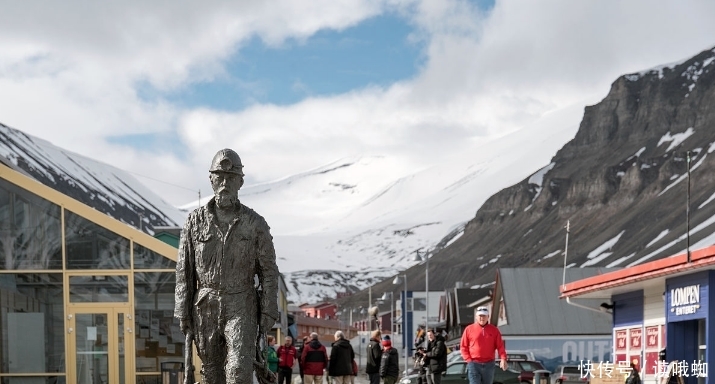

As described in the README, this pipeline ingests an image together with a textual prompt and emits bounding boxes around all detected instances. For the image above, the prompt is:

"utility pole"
[562,220,570,288]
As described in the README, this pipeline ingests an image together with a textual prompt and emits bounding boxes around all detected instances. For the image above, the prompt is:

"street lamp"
[414,249,429,348]
[360,307,367,370]
[392,273,408,374]
[381,292,393,336]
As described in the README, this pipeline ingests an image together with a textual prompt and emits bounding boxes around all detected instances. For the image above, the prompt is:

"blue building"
[561,247,715,384]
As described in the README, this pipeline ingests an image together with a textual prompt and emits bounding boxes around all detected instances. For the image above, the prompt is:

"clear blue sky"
[113,0,496,152]
[136,13,424,112]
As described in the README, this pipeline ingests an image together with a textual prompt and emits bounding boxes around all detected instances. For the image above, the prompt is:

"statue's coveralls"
[175,197,279,384]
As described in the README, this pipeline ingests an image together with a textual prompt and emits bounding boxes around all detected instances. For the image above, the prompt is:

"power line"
[124,170,197,192]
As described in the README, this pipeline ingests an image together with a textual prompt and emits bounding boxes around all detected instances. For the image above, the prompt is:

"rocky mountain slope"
[344,45,715,307]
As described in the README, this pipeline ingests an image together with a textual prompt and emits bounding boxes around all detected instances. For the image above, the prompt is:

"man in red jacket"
[277,336,297,384]
[460,307,507,384]
[301,332,328,384]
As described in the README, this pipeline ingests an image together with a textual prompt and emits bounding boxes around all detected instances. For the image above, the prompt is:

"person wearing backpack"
[302,333,328,384]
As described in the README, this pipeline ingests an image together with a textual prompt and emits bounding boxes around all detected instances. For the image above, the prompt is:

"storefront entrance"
[67,307,135,383]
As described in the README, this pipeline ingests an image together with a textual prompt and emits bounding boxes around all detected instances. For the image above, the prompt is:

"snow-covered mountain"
[0,99,586,305]
[0,122,186,233]
[5,45,713,306]
[222,103,588,303]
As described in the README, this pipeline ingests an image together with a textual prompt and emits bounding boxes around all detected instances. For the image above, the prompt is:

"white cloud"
[1,0,715,207]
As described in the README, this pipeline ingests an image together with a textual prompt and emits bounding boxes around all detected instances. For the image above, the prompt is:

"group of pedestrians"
[262,330,362,384]
[366,330,400,384]
[261,305,508,384]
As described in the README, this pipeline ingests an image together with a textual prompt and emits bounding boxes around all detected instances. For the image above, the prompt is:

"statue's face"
[210,171,243,208]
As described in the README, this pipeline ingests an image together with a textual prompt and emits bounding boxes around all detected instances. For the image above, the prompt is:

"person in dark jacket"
[424,329,448,384]
[625,362,641,384]
[366,330,383,384]
[329,331,355,384]
[380,338,400,384]
[298,336,309,381]
[302,332,328,384]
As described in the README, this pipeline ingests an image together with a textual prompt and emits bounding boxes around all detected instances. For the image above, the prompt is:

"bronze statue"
[175,149,280,384]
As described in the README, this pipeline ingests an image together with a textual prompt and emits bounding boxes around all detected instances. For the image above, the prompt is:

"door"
[68,307,134,384]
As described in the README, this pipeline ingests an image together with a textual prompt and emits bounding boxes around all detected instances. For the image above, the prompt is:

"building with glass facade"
[0,161,286,384]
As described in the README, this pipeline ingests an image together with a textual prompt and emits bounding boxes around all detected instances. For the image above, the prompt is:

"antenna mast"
[687,151,691,263]
[562,220,570,288]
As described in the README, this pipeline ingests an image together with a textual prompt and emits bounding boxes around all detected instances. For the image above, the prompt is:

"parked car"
[447,350,463,363]
[551,365,588,384]
[443,352,549,384]
[499,357,549,384]
[399,360,522,384]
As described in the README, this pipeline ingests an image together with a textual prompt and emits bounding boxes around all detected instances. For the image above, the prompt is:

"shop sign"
[645,326,659,348]
[629,328,642,350]
[615,330,627,351]
[670,284,701,315]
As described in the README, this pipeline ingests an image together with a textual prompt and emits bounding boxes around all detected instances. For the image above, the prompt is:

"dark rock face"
[425,46,715,291]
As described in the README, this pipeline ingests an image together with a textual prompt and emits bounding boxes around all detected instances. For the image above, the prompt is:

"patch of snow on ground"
[628,212,715,266]
[581,231,625,267]
[543,250,561,260]
[626,147,647,161]
[659,150,708,196]
[606,253,636,267]
[646,230,670,248]
[657,127,695,153]
[528,162,555,203]
[699,192,715,209]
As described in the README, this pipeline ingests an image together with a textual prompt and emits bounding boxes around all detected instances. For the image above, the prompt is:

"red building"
[294,315,357,345]
[299,302,337,319]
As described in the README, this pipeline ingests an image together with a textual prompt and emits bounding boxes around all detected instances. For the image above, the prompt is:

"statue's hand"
[180,318,193,335]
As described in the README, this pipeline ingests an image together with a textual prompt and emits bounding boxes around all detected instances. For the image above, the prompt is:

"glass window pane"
[1,377,66,384]
[134,244,176,270]
[119,313,126,384]
[412,298,426,311]
[0,273,64,373]
[134,272,182,372]
[65,210,130,269]
[0,178,62,270]
[75,313,109,384]
[69,275,129,302]
[135,375,161,384]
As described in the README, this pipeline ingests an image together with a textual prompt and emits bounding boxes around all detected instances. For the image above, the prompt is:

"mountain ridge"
[5,46,713,306]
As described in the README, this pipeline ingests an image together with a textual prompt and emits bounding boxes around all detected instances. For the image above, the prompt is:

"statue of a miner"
[175,149,279,384]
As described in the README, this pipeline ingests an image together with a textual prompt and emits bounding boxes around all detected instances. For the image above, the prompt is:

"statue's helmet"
[209,149,244,176]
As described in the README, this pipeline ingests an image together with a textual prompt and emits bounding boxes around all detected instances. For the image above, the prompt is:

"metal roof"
[560,246,715,299]
[496,268,615,335]
[455,288,490,325]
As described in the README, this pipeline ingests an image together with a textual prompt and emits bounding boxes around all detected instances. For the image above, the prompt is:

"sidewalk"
[289,375,371,384]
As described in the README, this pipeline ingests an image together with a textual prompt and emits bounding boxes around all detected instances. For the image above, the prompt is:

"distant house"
[300,301,338,319]
[294,315,358,345]
[152,225,181,248]
[443,286,491,346]
[472,268,614,372]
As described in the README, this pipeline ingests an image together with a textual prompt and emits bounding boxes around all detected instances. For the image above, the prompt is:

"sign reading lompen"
[671,284,701,315]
